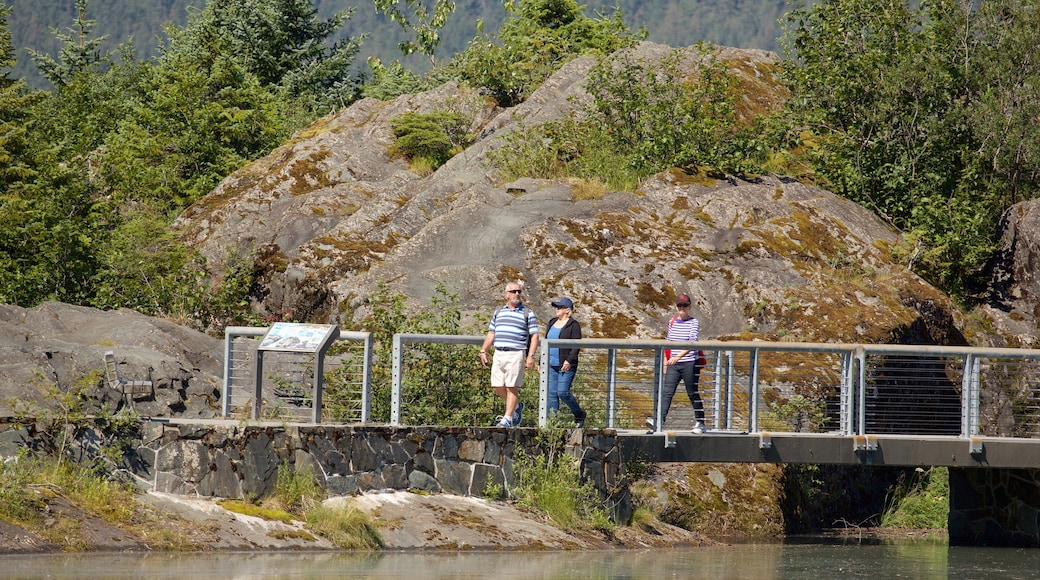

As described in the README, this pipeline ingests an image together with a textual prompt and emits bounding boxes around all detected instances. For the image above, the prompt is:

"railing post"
[607,348,617,429]
[961,353,981,437]
[652,348,664,432]
[856,346,866,436]
[710,350,721,430]
[361,333,373,423]
[539,339,549,428]
[222,328,234,418]
[391,334,403,426]
[839,351,853,435]
[749,348,760,433]
[970,356,981,436]
[725,351,734,430]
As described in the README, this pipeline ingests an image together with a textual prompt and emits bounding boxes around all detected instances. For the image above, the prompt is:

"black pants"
[656,360,704,425]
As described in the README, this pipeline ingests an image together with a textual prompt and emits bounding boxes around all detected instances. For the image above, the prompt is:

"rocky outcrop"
[981,198,1040,348]
[172,42,981,349]
[0,302,223,418]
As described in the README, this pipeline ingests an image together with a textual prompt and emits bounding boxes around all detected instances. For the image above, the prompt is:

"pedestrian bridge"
[220,328,1040,467]
[217,328,1040,546]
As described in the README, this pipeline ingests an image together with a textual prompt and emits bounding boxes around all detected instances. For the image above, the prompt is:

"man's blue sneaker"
[495,415,513,428]
[512,401,525,426]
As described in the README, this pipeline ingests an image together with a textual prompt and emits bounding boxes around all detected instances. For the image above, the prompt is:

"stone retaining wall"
[0,420,633,522]
[138,422,634,523]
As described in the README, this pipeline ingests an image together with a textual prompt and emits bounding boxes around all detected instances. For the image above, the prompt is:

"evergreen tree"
[27,0,109,88]
[162,0,364,114]
[447,0,638,106]
[1,5,100,305]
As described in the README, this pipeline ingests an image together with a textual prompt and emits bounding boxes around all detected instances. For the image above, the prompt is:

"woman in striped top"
[652,293,707,433]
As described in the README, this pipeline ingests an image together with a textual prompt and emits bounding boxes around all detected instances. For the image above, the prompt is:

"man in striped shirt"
[479,281,539,427]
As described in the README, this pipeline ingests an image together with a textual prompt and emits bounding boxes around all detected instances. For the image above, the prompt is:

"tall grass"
[222,461,384,550]
[880,467,949,529]
[512,427,616,533]
[0,453,140,547]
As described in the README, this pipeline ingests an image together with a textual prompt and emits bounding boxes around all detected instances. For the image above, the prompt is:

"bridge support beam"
[949,467,1040,547]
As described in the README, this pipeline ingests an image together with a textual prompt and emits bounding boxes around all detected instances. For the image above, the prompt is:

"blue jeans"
[548,366,585,420]
[656,360,704,424]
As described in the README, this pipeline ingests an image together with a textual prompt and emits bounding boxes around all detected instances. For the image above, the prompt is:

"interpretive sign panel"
[258,322,338,353]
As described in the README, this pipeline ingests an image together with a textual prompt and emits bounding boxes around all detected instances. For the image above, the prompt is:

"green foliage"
[362,57,432,101]
[512,426,615,532]
[585,45,759,175]
[0,453,139,543]
[373,0,457,62]
[447,0,639,106]
[0,449,45,525]
[27,0,109,88]
[489,45,764,189]
[270,461,325,515]
[389,110,472,171]
[163,0,364,114]
[360,282,497,426]
[780,0,1040,299]
[881,467,949,529]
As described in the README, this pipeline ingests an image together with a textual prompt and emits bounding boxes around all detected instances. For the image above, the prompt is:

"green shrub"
[269,461,325,515]
[881,467,949,529]
[488,45,766,190]
[512,426,615,533]
[447,0,638,106]
[360,282,498,426]
[389,111,472,171]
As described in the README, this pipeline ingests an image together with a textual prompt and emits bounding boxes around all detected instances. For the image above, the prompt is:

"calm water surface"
[4,540,1040,579]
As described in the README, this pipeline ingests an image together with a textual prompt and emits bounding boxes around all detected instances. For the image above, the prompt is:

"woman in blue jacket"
[545,297,587,427]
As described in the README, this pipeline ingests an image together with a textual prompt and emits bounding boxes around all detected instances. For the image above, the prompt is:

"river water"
[4,539,1040,579]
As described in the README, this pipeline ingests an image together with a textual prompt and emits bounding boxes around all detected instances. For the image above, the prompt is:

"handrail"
[388,334,1040,438]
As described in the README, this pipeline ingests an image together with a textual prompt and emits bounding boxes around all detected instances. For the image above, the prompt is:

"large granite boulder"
[980,198,1040,348]
[173,42,971,346]
[0,302,223,418]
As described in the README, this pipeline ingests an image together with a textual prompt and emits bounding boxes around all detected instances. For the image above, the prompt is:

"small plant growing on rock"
[389,111,472,172]
[512,426,615,533]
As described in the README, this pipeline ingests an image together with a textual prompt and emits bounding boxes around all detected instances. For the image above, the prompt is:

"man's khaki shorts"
[490,349,525,387]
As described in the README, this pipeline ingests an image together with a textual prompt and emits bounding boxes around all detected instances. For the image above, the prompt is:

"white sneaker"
[495,415,513,428]
[692,421,706,434]
[645,417,655,429]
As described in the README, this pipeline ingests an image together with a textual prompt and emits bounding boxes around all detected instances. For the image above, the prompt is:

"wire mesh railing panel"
[746,349,848,434]
[394,341,491,427]
[226,335,260,417]
[862,353,963,435]
[321,346,369,423]
[977,357,1040,438]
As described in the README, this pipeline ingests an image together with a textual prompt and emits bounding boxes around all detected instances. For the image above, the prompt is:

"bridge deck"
[617,431,1040,469]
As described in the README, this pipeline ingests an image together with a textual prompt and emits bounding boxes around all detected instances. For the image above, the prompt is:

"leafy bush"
[881,467,949,529]
[512,426,615,532]
[447,0,638,106]
[389,111,472,171]
[268,461,325,514]
[489,45,766,190]
[360,282,498,426]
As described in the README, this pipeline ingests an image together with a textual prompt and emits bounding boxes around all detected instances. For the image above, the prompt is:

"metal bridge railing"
[387,335,1040,439]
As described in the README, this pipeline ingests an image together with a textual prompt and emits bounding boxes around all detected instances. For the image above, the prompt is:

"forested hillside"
[4,0,793,88]
[3,0,1040,340]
